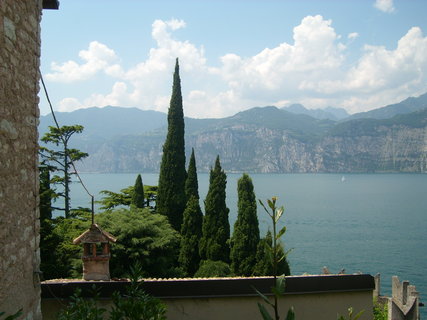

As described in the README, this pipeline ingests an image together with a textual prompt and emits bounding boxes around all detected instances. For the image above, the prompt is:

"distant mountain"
[284,104,349,121]
[348,92,427,120]
[39,106,167,139]
[38,97,427,173]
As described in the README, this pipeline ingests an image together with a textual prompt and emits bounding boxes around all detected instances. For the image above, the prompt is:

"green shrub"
[194,260,231,278]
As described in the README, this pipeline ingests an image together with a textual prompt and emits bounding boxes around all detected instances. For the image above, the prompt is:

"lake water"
[68,173,427,315]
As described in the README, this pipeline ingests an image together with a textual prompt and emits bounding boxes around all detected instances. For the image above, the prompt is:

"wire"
[40,72,95,219]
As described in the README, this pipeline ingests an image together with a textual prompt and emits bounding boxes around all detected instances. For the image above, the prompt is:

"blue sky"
[40,0,427,118]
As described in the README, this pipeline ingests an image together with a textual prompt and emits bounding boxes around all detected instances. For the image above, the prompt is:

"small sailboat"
[341,175,346,182]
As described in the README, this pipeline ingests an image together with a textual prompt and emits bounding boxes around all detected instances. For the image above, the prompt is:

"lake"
[68,173,427,314]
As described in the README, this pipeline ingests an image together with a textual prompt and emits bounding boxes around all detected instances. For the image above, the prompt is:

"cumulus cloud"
[374,0,395,13]
[348,32,359,40]
[46,16,427,117]
[46,41,118,82]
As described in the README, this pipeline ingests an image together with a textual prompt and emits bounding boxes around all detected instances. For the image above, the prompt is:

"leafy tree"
[230,173,260,276]
[98,187,132,210]
[179,196,203,276]
[41,212,92,279]
[194,260,231,278]
[156,58,187,231]
[199,156,230,263]
[39,167,87,279]
[96,208,181,278]
[40,125,88,218]
[131,174,145,209]
[98,185,157,211]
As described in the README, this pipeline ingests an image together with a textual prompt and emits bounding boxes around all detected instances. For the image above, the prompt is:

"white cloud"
[46,16,427,117]
[374,0,395,13]
[348,32,359,40]
[57,97,83,112]
[212,15,345,105]
[46,41,118,82]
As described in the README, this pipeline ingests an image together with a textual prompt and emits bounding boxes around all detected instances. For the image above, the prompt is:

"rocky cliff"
[75,109,427,173]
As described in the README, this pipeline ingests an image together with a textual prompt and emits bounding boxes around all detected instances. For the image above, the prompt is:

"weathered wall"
[0,0,43,318]
[41,290,373,320]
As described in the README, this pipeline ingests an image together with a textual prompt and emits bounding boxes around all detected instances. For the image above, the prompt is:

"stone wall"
[0,0,43,318]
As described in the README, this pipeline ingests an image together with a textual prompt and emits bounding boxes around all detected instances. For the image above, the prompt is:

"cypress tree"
[199,156,230,263]
[157,58,186,231]
[253,231,291,276]
[185,148,199,201]
[179,149,203,275]
[230,173,260,276]
[131,174,145,209]
[179,196,203,276]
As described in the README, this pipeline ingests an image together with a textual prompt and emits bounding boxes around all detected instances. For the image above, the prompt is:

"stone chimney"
[73,224,117,281]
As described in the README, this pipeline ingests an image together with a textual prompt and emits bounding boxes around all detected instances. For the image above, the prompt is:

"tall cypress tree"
[185,148,199,201]
[199,156,230,263]
[131,174,145,209]
[179,149,203,275]
[157,58,186,231]
[179,196,203,275]
[230,173,260,276]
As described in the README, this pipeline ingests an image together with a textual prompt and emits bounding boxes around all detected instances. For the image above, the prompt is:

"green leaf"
[253,287,274,307]
[259,199,268,212]
[267,199,274,210]
[352,309,364,320]
[275,207,284,223]
[276,275,286,294]
[257,303,274,320]
[276,226,287,240]
[285,307,295,320]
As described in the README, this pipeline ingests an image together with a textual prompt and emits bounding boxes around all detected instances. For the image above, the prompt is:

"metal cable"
[39,72,95,216]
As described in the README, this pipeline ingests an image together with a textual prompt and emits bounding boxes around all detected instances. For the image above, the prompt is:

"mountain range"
[39,92,427,173]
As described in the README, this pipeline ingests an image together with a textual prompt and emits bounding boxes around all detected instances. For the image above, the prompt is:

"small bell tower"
[73,224,117,281]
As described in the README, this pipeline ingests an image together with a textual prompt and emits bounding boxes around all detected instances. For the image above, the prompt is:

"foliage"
[109,264,167,320]
[178,196,203,276]
[178,149,203,276]
[39,166,63,279]
[39,217,66,279]
[39,124,88,218]
[99,186,133,210]
[57,266,166,320]
[373,299,388,320]
[96,208,181,278]
[230,173,260,276]
[185,148,199,200]
[194,260,232,278]
[253,231,291,277]
[46,213,92,279]
[57,287,106,320]
[157,58,187,231]
[199,156,230,263]
[255,197,294,320]
[98,185,157,211]
[39,166,54,220]
[337,307,364,320]
[0,309,22,320]
[132,174,145,209]
[39,166,92,280]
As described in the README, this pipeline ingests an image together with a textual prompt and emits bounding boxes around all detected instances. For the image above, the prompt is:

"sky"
[40,0,427,119]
